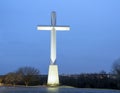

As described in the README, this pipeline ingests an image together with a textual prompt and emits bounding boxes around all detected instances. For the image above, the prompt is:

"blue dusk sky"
[0,0,120,75]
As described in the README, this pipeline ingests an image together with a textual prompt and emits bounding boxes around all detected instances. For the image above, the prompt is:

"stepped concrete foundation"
[47,65,59,86]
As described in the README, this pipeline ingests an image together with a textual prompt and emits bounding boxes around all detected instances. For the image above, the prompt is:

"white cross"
[37,11,70,65]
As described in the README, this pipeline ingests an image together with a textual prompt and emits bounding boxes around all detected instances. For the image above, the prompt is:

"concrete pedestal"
[47,65,59,86]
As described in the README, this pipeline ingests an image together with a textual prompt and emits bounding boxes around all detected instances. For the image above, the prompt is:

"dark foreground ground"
[0,86,120,93]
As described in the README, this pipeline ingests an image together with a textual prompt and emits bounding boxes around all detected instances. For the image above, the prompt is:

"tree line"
[0,58,120,89]
[0,67,40,86]
[60,72,119,89]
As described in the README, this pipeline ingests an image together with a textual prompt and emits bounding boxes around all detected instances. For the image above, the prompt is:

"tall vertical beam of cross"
[37,11,70,65]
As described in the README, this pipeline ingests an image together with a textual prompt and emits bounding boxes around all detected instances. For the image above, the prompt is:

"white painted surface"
[47,65,59,86]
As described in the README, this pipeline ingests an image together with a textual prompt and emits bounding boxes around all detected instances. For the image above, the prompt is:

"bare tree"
[112,58,120,89]
[4,72,22,86]
[16,66,40,86]
[0,77,3,85]
[112,58,120,76]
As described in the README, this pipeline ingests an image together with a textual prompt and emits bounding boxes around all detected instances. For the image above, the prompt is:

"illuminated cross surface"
[37,11,70,86]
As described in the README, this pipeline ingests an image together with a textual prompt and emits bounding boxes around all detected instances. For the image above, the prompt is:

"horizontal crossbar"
[37,25,70,31]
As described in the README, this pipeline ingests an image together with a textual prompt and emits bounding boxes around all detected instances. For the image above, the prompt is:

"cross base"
[47,65,59,86]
